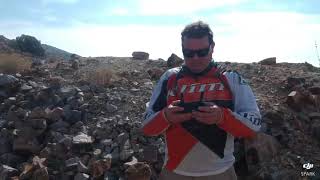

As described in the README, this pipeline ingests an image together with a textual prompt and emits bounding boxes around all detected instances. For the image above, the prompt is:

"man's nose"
[191,54,200,60]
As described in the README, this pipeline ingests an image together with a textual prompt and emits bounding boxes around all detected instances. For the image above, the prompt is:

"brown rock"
[132,51,149,60]
[286,91,303,111]
[258,57,276,65]
[244,133,281,173]
[125,162,152,180]
[167,53,183,68]
[90,158,112,178]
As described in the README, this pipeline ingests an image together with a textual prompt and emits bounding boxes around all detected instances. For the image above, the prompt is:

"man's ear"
[210,45,214,54]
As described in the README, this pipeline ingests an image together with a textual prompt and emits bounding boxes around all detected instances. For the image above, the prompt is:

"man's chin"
[189,68,205,73]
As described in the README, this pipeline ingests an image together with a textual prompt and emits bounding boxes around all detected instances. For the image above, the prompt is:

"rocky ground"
[0,53,319,180]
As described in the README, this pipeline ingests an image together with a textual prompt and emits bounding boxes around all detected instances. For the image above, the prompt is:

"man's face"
[182,36,213,73]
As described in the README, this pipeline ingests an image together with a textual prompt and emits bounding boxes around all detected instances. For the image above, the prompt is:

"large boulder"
[258,57,276,65]
[132,51,149,60]
[167,53,183,68]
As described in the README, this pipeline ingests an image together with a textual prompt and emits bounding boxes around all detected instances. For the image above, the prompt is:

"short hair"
[181,21,215,47]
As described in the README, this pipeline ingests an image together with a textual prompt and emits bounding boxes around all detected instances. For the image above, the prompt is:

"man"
[141,21,261,180]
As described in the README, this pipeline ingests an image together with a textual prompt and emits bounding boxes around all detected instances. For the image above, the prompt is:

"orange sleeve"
[218,108,256,138]
[142,110,171,136]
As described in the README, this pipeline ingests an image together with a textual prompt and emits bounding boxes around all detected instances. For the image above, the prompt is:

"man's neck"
[182,61,215,76]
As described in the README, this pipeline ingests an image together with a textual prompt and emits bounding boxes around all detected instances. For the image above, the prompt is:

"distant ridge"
[0,34,80,61]
[42,44,77,61]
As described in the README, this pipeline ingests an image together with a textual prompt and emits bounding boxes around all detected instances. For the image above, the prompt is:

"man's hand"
[192,102,224,125]
[164,100,192,124]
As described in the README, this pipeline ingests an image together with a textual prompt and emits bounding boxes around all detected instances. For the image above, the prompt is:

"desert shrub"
[82,68,114,86]
[15,34,45,57]
[0,53,32,74]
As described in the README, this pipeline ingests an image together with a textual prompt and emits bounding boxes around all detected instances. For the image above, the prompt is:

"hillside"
[42,44,74,61]
[0,35,76,61]
[0,41,320,179]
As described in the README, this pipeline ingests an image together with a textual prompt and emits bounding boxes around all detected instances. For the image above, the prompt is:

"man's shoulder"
[162,67,182,79]
[223,70,248,85]
[222,70,241,78]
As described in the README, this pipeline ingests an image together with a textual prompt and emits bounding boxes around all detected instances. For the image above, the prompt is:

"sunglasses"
[182,46,211,58]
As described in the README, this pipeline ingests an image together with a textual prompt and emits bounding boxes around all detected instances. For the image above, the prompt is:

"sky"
[1,0,320,66]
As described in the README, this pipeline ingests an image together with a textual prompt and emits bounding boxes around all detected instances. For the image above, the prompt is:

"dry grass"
[81,68,114,86]
[0,53,32,74]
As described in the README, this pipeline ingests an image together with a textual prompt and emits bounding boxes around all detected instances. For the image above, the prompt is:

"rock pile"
[0,56,319,180]
[0,66,162,179]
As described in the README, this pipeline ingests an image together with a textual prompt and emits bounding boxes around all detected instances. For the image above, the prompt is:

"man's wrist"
[163,109,172,125]
[216,108,224,125]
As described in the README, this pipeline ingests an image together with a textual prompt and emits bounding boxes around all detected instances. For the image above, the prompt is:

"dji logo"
[301,163,316,177]
[303,163,314,170]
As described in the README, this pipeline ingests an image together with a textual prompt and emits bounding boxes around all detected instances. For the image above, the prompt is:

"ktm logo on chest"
[169,82,225,96]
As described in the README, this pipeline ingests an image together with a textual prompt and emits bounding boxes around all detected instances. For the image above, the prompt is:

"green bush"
[15,34,45,57]
[8,39,19,50]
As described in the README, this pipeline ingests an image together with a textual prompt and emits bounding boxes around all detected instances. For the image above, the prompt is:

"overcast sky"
[1,0,320,66]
